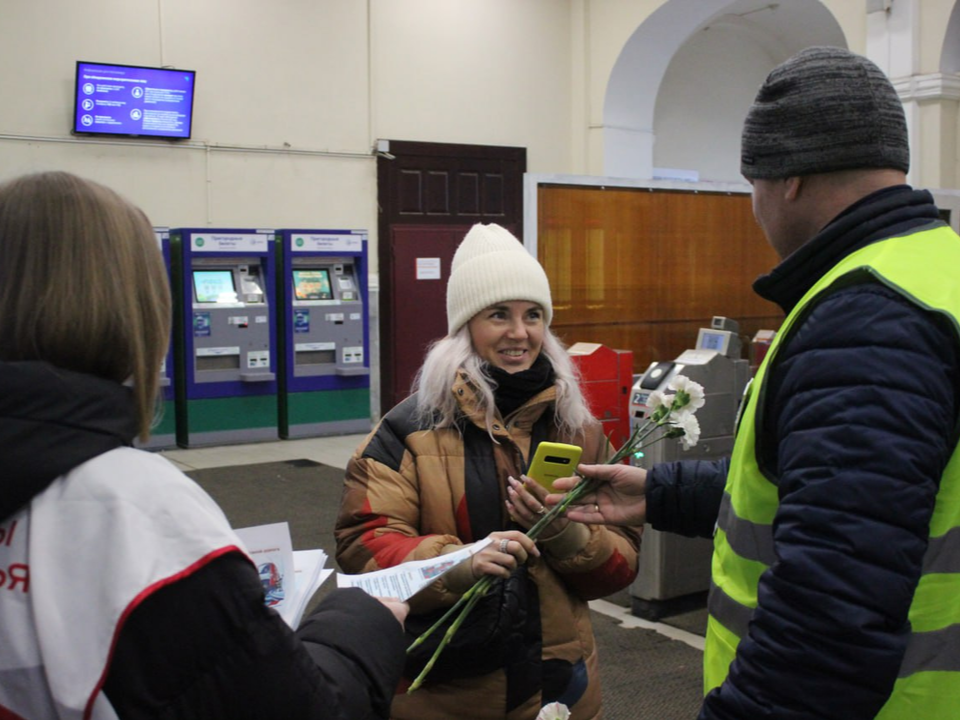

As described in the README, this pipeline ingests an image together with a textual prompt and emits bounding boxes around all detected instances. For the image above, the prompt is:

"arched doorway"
[941,2,960,72]
[602,0,846,182]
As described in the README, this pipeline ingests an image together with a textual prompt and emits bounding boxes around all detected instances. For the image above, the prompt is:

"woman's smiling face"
[467,301,545,373]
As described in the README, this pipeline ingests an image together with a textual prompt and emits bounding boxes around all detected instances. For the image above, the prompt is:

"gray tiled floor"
[157,433,368,472]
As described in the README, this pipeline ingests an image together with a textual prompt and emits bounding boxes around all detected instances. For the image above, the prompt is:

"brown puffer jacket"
[335,371,640,720]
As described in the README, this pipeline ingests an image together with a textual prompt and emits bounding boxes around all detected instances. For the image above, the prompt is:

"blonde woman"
[336,223,640,720]
[0,171,406,719]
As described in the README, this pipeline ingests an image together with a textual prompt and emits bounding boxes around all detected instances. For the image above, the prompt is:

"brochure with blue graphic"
[235,522,332,629]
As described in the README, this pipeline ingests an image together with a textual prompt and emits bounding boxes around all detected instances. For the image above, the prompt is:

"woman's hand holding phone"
[526,442,583,491]
[505,442,583,539]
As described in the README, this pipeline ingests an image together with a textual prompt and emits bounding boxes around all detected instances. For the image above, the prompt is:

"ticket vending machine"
[172,228,278,447]
[628,316,750,619]
[137,227,177,450]
[276,229,372,438]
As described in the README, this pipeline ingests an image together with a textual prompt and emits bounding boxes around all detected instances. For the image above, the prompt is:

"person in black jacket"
[552,47,960,719]
[0,170,407,720]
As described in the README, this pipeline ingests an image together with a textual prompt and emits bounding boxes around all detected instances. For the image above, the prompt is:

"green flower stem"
[407,575,494,692]
[405,574,493,655]
[526,476,597,538]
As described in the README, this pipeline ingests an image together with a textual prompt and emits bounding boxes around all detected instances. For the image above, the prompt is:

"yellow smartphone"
[526,442,583,490]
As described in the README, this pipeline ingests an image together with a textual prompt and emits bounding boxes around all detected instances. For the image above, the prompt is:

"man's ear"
[784,176,803,201]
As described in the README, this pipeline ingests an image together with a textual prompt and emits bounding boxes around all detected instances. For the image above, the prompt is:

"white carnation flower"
[668,375,705,412]
[536,702,571,720]
[675,411,701,449]
[646,390,669,412]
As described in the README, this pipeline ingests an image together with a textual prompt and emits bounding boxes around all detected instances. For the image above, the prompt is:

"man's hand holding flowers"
[548,463,649,527]
[548,375,705,527]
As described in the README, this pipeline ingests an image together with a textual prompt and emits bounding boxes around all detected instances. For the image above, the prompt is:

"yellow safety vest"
[705,223,960,718]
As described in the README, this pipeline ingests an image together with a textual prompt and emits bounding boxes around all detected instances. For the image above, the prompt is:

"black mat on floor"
[185,459,705,718]
[592,611,704,719]
[184,459,343,613]
[186,458,339,555]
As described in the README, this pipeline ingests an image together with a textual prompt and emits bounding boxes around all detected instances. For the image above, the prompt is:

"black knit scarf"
[486,353,555,418]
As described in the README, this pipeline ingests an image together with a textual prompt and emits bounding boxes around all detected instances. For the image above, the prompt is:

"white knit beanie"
[446,223,553,335]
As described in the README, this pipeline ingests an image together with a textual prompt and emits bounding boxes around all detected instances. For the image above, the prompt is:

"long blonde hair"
[0,171,171,441]
[412,325,594,438]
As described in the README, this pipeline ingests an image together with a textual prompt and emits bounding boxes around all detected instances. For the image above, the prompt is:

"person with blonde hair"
[335,223,640,720]
[0,170,407,719]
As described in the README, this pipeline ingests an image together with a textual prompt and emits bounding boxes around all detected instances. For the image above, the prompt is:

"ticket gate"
[137,227,177,450]
[629,316,750,619]
[172,228,278,447]
[276,229,372,438]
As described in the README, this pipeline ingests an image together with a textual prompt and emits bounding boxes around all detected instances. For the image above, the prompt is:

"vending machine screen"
[193,270,237,303]
[292,269,333,300]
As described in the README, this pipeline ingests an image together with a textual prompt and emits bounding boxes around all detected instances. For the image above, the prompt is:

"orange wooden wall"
[537,184,784,372]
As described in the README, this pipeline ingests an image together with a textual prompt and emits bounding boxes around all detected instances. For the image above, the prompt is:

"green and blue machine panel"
[276,229,371,439]
[172,228,279,447]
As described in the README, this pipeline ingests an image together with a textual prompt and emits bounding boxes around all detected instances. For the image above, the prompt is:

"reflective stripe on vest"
[704,224,960,718]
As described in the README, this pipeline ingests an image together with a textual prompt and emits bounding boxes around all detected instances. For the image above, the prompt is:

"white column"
[865,0,951,188]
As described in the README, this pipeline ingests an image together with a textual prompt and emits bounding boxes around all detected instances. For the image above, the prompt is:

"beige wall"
[370,1,572,174]
[0,0,376,236]
[0,0,957,252]
[0,0,574,260]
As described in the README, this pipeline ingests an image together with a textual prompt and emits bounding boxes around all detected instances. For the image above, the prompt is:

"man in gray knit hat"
[556,46,960,719]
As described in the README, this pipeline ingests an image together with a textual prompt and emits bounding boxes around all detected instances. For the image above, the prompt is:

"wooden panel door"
[537,184,783,370]
[378,141,526,414]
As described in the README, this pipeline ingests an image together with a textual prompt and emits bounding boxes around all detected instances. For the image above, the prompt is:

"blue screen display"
[699,331,726,351]
[73,61,196,139]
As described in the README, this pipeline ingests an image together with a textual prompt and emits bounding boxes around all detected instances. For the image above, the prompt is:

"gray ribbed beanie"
[446,223,553,335]
[741,46,909,179]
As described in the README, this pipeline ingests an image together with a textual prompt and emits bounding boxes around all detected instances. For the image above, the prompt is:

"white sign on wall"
[416,257,441,280]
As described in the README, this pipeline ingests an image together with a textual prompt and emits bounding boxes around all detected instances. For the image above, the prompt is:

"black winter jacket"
[647,186,960,719]
[0,361,405,720]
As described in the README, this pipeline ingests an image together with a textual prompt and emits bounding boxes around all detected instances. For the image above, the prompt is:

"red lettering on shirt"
[0,520,16,547]
[0,563,29,593]
[7,564,29,593]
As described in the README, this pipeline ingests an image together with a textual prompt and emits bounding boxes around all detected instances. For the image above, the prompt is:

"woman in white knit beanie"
[420,221,589,437]
[336,223,640,720]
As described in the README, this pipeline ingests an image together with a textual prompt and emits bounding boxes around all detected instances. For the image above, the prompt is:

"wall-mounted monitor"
[73,61,196,139]
[193,270,237,304]
[292,269,333,301]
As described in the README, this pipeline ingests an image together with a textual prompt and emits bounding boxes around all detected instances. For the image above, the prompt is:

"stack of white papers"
[234,522,334,629]
[287,549,333,628]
